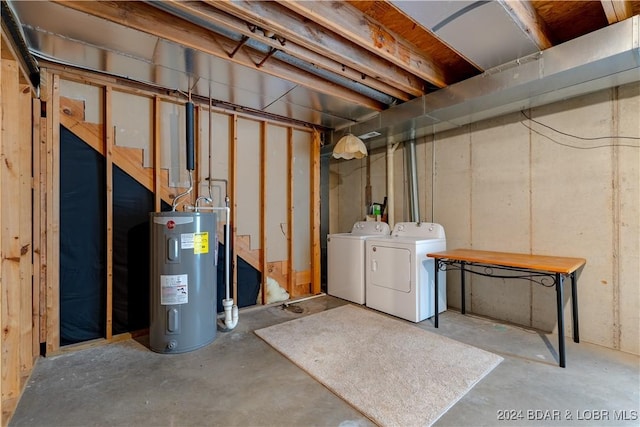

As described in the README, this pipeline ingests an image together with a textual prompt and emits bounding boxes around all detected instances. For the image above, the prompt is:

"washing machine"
[327,221,391,304]
[365,222,446,322]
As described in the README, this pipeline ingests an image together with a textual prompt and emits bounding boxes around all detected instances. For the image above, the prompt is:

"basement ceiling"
[6,1,640,140]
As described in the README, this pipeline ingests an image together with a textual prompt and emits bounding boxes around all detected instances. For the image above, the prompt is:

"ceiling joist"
[600,0,634,23]
[206,0,427,97]
[277,0,451,88]
[14,0,637,132]
[52,0,385,111]
[497,0,554,49]
[161,0,412,101]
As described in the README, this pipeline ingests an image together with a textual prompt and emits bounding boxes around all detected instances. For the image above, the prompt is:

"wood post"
[45,73,60,355]
[311,130,321,294]
[259,122,267,304]
[104,86,113,340]
[287,127,295,295]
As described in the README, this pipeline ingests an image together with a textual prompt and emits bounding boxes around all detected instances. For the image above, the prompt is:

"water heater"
[149,211,217,353]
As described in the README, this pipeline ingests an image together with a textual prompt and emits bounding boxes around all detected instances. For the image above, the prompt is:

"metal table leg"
[556,273,566,368]
[434,258,439,328]
[571,271,580,343]
[460,261,466,315]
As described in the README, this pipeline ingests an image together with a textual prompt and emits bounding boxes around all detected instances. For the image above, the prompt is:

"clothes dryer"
[365,222,446,322]
[327,221,391,304]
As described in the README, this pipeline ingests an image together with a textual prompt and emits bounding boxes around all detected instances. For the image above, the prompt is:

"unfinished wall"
[198,110,230,207]
[1,36,37,425]
[236,118,262,249]
[293,130,312,273]
[4,66,321,355]
[329,153,366,233]
[265,125,288,262]
[330,81,640,355]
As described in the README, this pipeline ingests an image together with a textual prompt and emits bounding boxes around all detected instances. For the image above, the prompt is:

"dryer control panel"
[392,222,445,239]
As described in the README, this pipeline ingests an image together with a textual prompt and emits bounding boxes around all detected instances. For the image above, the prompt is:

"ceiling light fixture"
[332,133,368,160]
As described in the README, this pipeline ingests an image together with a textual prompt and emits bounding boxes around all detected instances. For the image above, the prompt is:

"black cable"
[521,121,640,149]
[520,110,640,142]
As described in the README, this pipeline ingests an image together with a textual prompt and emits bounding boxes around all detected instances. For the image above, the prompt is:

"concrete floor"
[10,295,640,426]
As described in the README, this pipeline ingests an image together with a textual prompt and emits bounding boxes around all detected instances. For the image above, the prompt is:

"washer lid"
[392,222,446,239]
[351,221,391,236]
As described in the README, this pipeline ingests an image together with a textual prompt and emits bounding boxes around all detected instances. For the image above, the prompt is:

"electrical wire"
[520,110,640,149]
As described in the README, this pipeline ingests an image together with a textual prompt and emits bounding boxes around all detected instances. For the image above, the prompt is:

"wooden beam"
[0,25,36,92]
[45,73,60,355]
[48,64,315,133]
[229,115,238,303]
[347,1,482,81]
[274,0,450,88]
[259,122,268,305]
[310,130,321,295]
[194,104,200,204]
[31,98,42,357]
[153,96,162,212]
[1,58,22,423]
[38,111,47,346]
[163,0,412,102]
[287,127,294,295]
[104,86,113,340]
[497,0,554,49]
[600,0,633,24]
[209,0,428,95]
[52,1,385,110]
[18,84,34,379]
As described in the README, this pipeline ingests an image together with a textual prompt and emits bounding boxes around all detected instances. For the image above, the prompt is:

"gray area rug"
[255,304,503,427]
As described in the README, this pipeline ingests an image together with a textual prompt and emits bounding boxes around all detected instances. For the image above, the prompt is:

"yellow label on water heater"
[194,232,209,254]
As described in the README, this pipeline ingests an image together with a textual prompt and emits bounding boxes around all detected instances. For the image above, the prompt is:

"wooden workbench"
[426,249,586,368]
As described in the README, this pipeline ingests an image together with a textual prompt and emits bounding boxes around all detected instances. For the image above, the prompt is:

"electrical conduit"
[386,142,400,228]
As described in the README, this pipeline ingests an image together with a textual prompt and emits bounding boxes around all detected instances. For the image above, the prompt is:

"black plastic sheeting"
[60,125,261,344]
[112,164,155,335]
[60,126,106,345]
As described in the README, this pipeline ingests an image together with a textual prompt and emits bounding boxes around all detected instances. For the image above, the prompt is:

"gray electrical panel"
[149,212,217,353]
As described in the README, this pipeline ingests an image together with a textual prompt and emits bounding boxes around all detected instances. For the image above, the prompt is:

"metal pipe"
[1,1,40,88]
[405,129,420,222]
[172,170,193,211]
[386,142,400,228]
[185,199,233,319]
[208,86,214,203]
[147,1,397,106]
[194,196,212,211]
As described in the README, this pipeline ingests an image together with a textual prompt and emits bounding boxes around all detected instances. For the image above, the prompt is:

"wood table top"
[426,248,586,274]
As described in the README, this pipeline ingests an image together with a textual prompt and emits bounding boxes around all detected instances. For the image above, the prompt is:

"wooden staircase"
[59,96,297,297]
[234,234,289,291]
[60,97,177,206]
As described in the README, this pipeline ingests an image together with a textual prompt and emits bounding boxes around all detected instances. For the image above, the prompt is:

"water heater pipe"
[186,201,237,330]
[221,195,237,329]
[172,170,193,211]
[386,142,400,228]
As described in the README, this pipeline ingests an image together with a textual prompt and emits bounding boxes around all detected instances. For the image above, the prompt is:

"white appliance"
[327,221,391,304]
[365,222,447,322]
